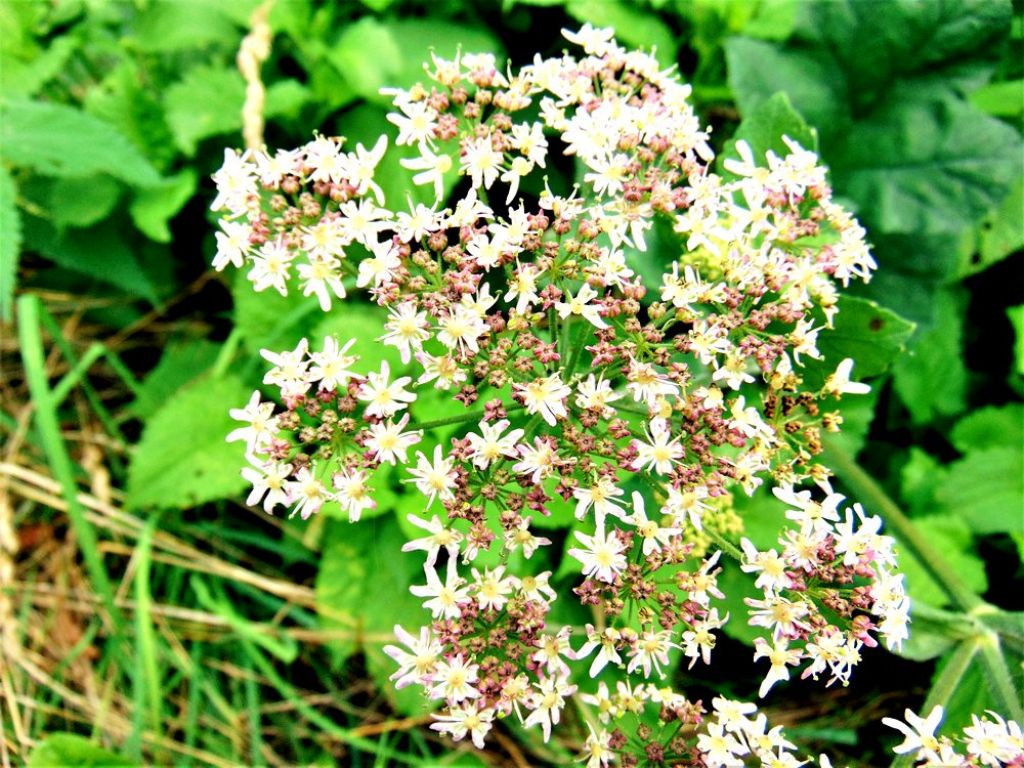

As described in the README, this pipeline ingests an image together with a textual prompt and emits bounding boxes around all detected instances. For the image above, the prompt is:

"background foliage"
[1,0,1021,765]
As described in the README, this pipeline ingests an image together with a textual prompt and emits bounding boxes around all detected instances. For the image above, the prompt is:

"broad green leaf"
[831,87,1022,236]
[126,373,251,510]
[133,0,241,52]
[327,18,403,105]
[950,404,1024,455]
[970,79,1024,120]
[83,60,177,171]
[565,0,678,67]
[50,175,121,229]
[328,18,504,106]
[959,175,1024,277]
[130,339,222,420]
[899,447,945,517]
[892,288,968,424]
[163,65,246,156]
[0,33,76,98]
[129,169,198,243]
[725,39,846,135]
[311,307,403,374]
[27,733,134,767]
[316,516,433,714]
[896,514,988,609]
[23,216,161,305]
[231,271,322,356]
[0,98,161,186]
[804,296,915,384]
[1009,305,1024,377]
[718,91,818,179]
[934,448,1024,535]
[0,165,19,321]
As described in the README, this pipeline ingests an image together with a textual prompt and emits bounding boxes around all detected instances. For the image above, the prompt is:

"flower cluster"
[884,706,1024,767]
[215,23,916,764]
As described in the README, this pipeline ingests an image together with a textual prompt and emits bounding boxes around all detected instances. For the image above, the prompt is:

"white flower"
[568,524,628,583]
[406,446,456,507]
[365,414,421,465]
[623,491,680,555]
[466,419,524,469]
[388,100,438,147]
[881,705,944,761]
[515,373,572,426]
[240,456,291,513]
[261,339,312,397]
[460,136,503,190]
[383,624,441,689]
[285,466,332,520]
[332,467,375,522]
[431,703,494,749]
[411,557,470,620]
[401,147,453,201]
[357,361,416,419]
[522,675,576,742]
[573,476,626,523]
[555,283,607,328]
[575,374,622,418]
[380,301,430,364]
[401,513,462,566]
[824,358,871,397]
[297,254,346,312]
[227,390,278,454]
[429,654,480,703]
[356,238,401,288]
[308,336,357,391]
[630,418,683,475]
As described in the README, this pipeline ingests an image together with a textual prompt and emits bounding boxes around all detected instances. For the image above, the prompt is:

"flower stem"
[821,437,981,613]
[410,403,524,432]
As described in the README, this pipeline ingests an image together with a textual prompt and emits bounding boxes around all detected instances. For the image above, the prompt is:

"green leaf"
[126,373,251,510]
[133,0,241,52]
[50,175,121,229]
[565,0,678,67]
[311,307,403,374]
[28,733,134,767]
[950,404,1024,455]
[896,514,988,609]
[899,447,945,517]
[0,33,77,99]
[0,98,161,186]
[130,339,222,420]
[830,87,1022,236]
[231,271,322,357]
[934,448,1024,535]
[891,288,968,424]
[719,91,818,179]
[327,18,403,105]
[0,165,20,321]
[1009,305,1024,377]
[328,19,504,106]
[23,216,161,305]
[970,78,1024,120]
[129,169,198,243]
[316,516,433,715]
[959,175,1024,277]
[83,60,177,171]
[164,65,245,156]
[804,296,915,384]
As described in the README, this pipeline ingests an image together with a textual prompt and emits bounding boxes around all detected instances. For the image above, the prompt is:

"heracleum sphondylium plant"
[211,25,1022,768]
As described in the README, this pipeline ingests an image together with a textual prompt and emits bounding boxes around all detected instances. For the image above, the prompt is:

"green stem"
[821,437,981,612]
[17,295,124,634]
[409,403,524,432]
[703,525,744,562]
[976,628,1024,724]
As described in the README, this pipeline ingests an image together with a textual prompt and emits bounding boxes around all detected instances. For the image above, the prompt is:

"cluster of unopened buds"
[212,24,1022,768]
